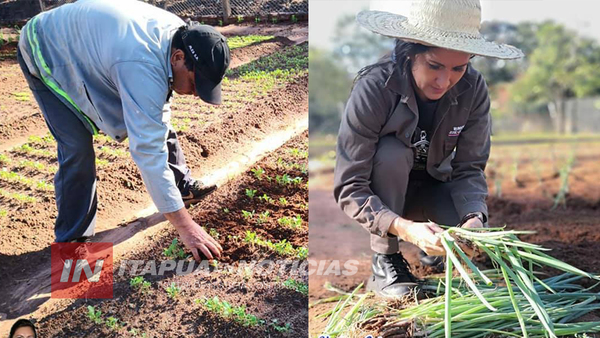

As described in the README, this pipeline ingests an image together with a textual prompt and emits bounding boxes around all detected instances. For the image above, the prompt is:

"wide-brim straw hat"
[356,0,524,59]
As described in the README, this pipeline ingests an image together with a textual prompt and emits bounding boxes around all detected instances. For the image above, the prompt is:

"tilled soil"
[35,131,308,337]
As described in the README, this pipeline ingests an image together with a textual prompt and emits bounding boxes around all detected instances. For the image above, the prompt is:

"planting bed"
[308,140,600,337]
[0,22,307,334]
[34,131,308,337]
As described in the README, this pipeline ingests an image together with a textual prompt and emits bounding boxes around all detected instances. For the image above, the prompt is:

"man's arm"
[110,61,222,259]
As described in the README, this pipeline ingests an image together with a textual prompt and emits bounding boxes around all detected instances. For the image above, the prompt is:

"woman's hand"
[461,217,484,229]
[389,217,446,256]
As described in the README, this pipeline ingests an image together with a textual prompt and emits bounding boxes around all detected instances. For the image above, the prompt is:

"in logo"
[51,242,113,299]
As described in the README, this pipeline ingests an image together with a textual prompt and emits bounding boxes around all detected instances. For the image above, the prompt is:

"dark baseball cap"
[181,24,230,105]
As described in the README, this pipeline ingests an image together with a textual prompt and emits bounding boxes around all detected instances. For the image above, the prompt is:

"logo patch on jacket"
[448,125,465,137]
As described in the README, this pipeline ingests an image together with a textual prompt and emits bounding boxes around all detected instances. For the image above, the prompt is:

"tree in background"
[309,48,352,134]
[509,21,600,133]
[331,13,395,75]
[471,21,537,87]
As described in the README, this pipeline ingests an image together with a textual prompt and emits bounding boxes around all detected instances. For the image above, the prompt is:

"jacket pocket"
[82,82,103,122]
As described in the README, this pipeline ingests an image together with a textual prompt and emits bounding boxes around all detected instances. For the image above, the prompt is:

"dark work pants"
[369,135,461,254]
[17,49,193,242]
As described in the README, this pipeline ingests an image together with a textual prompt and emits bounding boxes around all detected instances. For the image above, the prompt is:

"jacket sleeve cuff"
[456,201,488,224]
[372,209,399,238]
[156,199,185,214]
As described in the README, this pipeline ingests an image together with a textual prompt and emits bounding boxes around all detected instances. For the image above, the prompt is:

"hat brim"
[195,70,222,105]
[357,10,524,60]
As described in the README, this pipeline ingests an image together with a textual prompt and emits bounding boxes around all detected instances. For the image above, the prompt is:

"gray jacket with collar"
[333,52,491,238]
[19,0,187,213]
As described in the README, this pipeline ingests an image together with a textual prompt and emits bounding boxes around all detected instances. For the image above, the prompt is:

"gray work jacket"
[19,0,186,213]
[333,54,491,238]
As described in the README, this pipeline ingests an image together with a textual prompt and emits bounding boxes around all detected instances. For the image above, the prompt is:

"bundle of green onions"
[318,227,600,338]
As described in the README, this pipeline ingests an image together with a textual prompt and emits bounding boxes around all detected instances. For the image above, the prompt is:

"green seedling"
[223,207,230,214]
[255,17,260,23]
[163,238,186,259]
[244,230,306,259]
[95,158,110,167]
[236,15,243,23]
[283,278,308,295]
[87,305,104,324]
[552,153,575,210]
[165,282,181,299]
[36,180,53,191]
[209,228,220,240]
[271,17,278,24]
[199,296,264,327]
[289,148,308,158]
[278,215,302,229]
[276,174,291,185]
[0,170,54,191]
[256,211,270,225]
[105,316,120,330]
[18,160,46,172]
[129,276,151,293]
[258,193,274,204]
[0,154,10,165]
[18,143,53,157]
[251,166,265,180]
[271,319,292,333]
[291,14,298,23]
[99,146,127,158]
[12,91,30,101]
[209,259,219,268]
[494,177,503,198]
[0,188,36,203]
[241,210,255,221]
[245,188,257,199]
[278,197,288,206]
[218,19,223,26]
[0,209,7,217]
[28,134,54,144]
[227,35,274,49]
[129,329,148,337]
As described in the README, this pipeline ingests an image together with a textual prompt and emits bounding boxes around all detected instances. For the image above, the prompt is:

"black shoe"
[367,252,419,298]
[182,180,217,201]
[418,250,445,272]
[58,236,91,264]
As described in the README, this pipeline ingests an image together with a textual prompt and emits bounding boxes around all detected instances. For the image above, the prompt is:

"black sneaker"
[182,180,217,202]
[367,252,419,298]
[418,250,445,273]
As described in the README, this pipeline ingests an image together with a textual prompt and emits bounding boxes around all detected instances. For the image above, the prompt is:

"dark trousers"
[369,135,461,254]
[17,49,192,242]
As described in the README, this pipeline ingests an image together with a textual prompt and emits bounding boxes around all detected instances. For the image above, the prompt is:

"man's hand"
[164,208,223,261]
[389,217,446,256]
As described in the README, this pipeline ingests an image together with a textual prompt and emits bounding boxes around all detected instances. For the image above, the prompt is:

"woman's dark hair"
[171,26,196,72]
[9,319,37,338]
[354,39,431,83]
[391,39,433,75]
